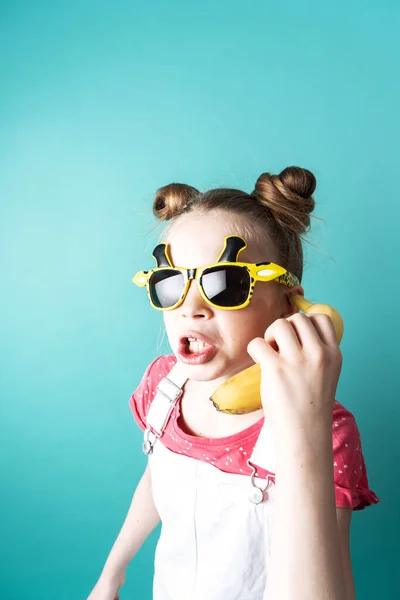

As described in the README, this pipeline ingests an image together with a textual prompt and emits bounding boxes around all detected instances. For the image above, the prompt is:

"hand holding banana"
[248,310,343,442]
[211,296,344,414]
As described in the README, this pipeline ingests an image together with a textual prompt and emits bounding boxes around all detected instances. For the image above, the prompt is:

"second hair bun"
[253,166,316,235]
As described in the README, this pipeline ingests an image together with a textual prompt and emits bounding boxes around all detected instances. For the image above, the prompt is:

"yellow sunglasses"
[132,235,300,311]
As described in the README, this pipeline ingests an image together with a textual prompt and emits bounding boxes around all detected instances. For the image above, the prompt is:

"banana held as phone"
[210,295,344,415]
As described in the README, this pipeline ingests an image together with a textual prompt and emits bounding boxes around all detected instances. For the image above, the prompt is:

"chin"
[177,356,241,384]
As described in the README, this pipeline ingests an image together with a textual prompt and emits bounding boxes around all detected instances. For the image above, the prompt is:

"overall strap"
[248,424,276,475]
[142,363,188,455]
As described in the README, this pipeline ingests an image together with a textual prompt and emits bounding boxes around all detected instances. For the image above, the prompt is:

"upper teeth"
[188,337,209,344]
[187,339,208,353]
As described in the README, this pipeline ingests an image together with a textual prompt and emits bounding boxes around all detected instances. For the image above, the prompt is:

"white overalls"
[142,364,277,600]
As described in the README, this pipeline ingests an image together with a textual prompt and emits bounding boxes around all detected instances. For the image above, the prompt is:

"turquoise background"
[0,1,398,598]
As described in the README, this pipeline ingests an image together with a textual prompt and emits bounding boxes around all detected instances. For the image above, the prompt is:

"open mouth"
[186,337,212,354]
[178,334,217,364]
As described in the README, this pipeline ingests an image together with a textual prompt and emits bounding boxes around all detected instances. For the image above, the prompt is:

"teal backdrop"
[1,1,398,598]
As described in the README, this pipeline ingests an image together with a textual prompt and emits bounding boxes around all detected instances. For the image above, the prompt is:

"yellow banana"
[210,296,344,414]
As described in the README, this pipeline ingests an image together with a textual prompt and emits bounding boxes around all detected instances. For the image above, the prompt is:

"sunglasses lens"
[149,270,185,309]
[201,266,250,307]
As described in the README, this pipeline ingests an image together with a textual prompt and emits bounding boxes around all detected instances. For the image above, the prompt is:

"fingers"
[289,313,338,347]
[248,313,339,365]
[284,313,326,350]
[247,336,276,364]
[248,318,304,364]
[263,317,303,353]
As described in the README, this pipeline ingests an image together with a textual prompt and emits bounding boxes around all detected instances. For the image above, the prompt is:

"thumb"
[247,336,276,365]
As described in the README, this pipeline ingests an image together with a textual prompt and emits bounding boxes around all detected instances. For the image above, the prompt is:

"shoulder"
[129,354,177,431]
[332,400,380,511]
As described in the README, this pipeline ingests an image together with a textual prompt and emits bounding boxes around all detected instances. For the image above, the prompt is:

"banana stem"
[290,295,313,312]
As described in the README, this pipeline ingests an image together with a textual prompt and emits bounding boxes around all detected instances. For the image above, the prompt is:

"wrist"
[100,565,126,588]
[274,419,333,468]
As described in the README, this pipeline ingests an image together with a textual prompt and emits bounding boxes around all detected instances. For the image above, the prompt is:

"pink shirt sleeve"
[332,401,380,510]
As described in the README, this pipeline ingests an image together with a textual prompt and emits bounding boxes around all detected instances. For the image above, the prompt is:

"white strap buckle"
[156,377,183,403]
[142,364,188,454]
[143,428,157,455]
[247,459,272,504]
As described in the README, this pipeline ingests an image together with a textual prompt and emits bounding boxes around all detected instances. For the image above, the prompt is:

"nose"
[180,279,213,319]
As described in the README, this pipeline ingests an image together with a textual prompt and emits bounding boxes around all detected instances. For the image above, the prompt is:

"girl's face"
[163,210,303,384]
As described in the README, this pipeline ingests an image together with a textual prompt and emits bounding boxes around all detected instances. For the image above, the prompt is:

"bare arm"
[337,507,356,600]
[246,309,356,599]
[265,426,351,600]
[88,462,160,597]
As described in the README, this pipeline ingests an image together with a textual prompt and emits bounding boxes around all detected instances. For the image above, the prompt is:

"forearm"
[265,421,347,600]
[100,463,161,583]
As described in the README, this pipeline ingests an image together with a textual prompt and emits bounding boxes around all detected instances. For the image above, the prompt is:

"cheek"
[220,311,270,348]
[252,284,284,321]
[163,313,177,339]
[228,292,283,343]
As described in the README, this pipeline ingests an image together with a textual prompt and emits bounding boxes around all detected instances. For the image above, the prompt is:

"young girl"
[88,166,379,600]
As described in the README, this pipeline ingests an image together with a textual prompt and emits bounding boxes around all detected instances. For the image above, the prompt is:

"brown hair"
[152,166,318,283]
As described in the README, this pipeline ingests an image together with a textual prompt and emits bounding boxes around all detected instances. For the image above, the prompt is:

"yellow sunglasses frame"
[132,235,300,311]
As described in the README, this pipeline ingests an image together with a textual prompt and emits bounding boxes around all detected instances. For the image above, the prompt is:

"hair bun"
[253,166,316,235]
[153,183,200,221]
[279,166,316,199]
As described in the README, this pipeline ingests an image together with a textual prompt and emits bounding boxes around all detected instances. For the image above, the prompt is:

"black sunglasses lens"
[201,266,250,307]
[149,270,185,308]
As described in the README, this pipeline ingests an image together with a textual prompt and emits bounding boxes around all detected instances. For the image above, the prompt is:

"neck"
[183,376,224,401]
[179,373,264,438]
